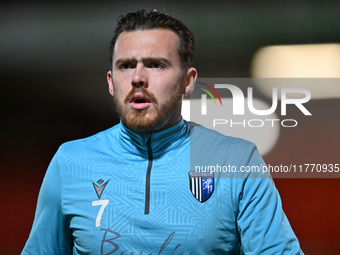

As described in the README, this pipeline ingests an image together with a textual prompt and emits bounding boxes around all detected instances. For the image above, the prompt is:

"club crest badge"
[189,171,214,203]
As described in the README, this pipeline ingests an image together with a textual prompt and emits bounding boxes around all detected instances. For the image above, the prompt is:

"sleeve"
[235,147,304,255]
[21,152,73,255]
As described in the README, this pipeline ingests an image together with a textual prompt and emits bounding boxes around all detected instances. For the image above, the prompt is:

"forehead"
[113,29,180,61]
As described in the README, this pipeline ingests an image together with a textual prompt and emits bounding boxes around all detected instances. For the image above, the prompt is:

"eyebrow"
[115,57,172,67]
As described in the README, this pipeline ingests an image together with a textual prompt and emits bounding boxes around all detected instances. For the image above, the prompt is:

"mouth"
[129,92,152,110]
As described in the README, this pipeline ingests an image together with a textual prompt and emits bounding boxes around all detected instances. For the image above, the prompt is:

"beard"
[113,77,185,133]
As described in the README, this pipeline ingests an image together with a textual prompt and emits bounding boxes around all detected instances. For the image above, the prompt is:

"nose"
[132,64,148,88]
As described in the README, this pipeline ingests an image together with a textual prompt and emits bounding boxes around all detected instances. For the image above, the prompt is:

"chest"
[61,156,239,254]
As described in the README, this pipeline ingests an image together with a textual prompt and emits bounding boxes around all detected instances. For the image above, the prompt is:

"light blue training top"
[22,119,303,254]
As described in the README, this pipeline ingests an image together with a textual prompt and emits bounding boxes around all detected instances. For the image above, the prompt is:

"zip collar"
[119,118,189,158]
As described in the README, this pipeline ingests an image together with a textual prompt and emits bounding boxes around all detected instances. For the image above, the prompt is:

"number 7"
[92,200,109,227]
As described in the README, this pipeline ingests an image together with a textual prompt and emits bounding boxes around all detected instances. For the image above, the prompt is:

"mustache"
[124,88,158,105]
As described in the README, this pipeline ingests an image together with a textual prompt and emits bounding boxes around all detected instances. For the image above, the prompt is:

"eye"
[150,62,165,69]
[153,63,161,68]
[119,63,133,69]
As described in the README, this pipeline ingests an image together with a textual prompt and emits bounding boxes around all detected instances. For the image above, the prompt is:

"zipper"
[144,137,153,214]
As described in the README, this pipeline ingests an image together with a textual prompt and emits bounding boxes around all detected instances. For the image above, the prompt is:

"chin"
[122,108,179,133]
[122,110,162,133]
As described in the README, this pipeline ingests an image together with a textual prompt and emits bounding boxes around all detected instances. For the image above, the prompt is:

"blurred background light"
[251,44,340,99]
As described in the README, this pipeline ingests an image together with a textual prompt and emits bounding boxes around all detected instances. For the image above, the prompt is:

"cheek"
[112,79,129,96]
[154,84,179,102]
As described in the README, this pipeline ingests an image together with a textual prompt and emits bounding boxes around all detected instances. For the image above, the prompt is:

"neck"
[119,118,189,158]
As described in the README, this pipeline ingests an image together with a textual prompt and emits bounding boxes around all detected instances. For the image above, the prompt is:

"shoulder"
[189,122,264,178]
[189,122,256,153]
[56,124,120,162]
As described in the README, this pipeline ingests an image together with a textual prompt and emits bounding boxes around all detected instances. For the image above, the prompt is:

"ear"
[183,67,198,95]
[107,70,114,96]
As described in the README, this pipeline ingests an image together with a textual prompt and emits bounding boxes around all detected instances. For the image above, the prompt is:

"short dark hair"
[109,9,195,70]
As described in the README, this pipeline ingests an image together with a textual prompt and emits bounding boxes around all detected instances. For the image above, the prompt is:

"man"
[22,9,303,254]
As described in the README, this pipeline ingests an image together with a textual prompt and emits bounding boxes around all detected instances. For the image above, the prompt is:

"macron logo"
[93,179,109,199]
